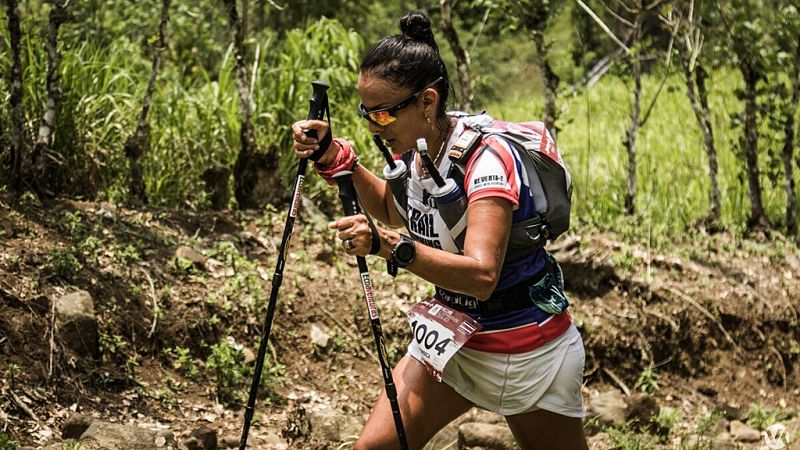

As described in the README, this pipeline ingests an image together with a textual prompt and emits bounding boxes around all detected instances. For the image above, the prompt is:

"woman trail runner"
[291,11,589,450]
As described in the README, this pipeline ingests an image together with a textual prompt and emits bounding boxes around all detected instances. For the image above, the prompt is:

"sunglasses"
[358,77,443,127]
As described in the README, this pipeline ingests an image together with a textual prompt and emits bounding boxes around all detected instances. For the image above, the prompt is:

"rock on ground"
[55,290,98,357]
[79,420,176,449]
[457,422,516,450]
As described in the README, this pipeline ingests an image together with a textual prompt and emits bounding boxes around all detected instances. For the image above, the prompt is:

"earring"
[426,115,431,124]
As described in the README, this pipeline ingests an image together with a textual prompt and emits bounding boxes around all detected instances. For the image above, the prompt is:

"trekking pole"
[239,81,330,450]
[332,171,410,450]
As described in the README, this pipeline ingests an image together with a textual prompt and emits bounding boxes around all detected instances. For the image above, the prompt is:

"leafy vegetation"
[1,0,798,241]
[601,408,727,450]
[47,247,83,282]
[747,402,797,431]
[205,336,285,406]
[0,434,20,450]
[163,346,200,380]
[634,367,660,394]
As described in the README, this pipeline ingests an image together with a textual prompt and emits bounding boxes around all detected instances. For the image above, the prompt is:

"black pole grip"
[307,81,331,160]
[306,80,329,130]
[333,171,359,216]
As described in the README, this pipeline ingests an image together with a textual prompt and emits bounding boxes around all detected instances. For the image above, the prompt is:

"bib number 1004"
[410,319,452,356]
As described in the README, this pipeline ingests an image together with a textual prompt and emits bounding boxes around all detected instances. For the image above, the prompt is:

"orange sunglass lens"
[370,111,396,126]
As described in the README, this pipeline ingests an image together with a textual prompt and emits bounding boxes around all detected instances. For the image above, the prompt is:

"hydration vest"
[386,115,572,262]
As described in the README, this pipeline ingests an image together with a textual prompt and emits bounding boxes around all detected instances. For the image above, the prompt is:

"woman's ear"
[419,87,439,116]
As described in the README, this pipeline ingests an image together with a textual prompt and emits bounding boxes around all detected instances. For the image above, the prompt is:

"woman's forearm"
[377,198,512,299]
[410,245,502,300]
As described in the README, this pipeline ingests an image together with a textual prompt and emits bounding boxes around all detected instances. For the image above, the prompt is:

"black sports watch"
[391,234,416,268]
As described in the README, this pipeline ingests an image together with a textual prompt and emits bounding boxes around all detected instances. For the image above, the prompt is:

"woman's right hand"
[291,119,337,166]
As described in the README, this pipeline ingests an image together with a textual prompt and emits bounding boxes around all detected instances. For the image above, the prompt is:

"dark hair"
[360,11,451,130]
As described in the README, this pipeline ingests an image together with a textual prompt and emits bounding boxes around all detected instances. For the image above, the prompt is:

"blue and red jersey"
[403,114,571,354]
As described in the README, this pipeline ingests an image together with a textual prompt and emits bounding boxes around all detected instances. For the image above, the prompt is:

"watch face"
[395,243,414,262]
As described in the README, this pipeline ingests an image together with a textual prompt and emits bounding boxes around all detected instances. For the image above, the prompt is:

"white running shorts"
[409,323,585,417]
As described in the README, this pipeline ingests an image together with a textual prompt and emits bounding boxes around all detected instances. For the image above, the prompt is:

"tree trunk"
[623,6,644,216]
[439,0,472,111]
[224,0,263,209]
[241,0,249,42]
[533,30,560,137]
[5,0,26,191]
[695,66,722,225]
[624,63,641,216]
[32,1,71,194]
[124,0,171,204]
[256,0,266,33]
[782,38,800,236]
[679,47,721,225]
[739,59,768,230]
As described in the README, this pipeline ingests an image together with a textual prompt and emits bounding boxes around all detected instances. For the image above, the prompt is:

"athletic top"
[404,114,571,354]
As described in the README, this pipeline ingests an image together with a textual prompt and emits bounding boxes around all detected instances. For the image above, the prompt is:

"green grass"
[488,69,796,245]
[2,14,367,210]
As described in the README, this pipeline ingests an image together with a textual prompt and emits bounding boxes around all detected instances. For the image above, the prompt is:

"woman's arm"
[397,197,511,299]
[336,197,512,300]
[291,119,403,227]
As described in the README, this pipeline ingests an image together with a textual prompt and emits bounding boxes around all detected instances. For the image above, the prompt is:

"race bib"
[407,298,482,381]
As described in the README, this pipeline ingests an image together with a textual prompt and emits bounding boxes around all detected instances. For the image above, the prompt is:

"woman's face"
[357,73,431,154]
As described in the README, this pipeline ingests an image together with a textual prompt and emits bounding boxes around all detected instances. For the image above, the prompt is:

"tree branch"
[639,14,678,127]
[600,0,634,28]
[576,0,631,54]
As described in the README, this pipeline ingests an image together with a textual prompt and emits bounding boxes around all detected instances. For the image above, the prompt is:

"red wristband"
[315,138,358,185]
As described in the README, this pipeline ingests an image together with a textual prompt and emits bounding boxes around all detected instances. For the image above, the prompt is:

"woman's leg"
[505,409,589,450]
[354,355,474,450]
[505,326,588,450]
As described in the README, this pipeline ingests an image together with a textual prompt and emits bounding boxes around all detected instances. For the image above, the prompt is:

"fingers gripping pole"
[332,171,409,450]
[239,81,329,450]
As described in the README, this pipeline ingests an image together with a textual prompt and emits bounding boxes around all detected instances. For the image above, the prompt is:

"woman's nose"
[367,121,384,134]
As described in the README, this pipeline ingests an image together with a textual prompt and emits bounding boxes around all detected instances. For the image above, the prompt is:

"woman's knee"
[353,432,404,450]
[506,409,588,450]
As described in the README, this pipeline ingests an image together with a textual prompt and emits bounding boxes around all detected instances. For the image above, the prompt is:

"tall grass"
[143,17,368,209]
[3,9,797,241]
[488,70,796,246]
[0,13,149,198]
[145,45,240,207]
[1,14,367,209]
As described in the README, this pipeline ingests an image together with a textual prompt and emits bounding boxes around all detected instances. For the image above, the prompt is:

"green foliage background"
[2,0,800,241]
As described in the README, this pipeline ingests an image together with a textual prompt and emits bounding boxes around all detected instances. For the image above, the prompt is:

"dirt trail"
[0,194,798,448]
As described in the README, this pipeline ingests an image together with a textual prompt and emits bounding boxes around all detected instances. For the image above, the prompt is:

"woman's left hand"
[329,214,382,257]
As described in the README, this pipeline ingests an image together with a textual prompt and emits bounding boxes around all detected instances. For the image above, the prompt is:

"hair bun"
[399,11,438,51]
